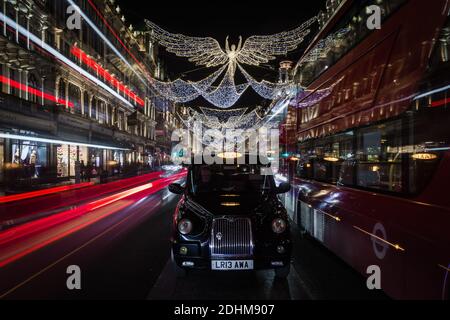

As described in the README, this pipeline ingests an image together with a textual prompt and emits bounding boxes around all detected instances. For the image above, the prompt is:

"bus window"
[408,16,450,193]
[408,107,449,194]
[297,132,354,184]
[356,120,403,192]
[297,0,407,87]
[297,141,314,179]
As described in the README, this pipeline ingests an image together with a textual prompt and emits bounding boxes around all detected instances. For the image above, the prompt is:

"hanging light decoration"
[238,64,295,100]
[301,27,351,64]
[290,75,344,108]
[200,107,248,122]
[199,65,250,108]
[145,18,316,108]
[151,64,227,103]
[180,107,264,131]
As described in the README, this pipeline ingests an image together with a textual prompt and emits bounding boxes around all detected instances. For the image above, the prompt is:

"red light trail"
[0,75,74,108]
[0,182,94,204]
[430,97,450,108]
[85,0,155,85]
[0,171,164,223]
[0,172,186,268]
[71,46,145,107]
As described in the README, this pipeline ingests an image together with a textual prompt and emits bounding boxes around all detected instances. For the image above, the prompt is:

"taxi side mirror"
[169,183,185,195]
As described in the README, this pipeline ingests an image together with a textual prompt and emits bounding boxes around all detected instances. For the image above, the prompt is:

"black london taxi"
[168,154,292,278]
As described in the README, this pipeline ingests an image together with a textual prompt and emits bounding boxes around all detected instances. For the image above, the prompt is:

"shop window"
[11,140,48,179]
[57,145,88,178]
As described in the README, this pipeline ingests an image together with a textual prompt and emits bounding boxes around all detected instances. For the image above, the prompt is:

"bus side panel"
[296,176,450,299]
[296,181,406,298]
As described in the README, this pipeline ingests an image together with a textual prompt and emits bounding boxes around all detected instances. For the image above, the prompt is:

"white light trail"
[266,99,290,123]
[0,133,130,151]
[0,12,135,110]
[414,84,450,100]
[66,0,148,87]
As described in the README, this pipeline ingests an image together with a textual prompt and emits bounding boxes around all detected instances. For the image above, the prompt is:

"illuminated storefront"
[0,132,130,185]
[0,138,4,184]
[57,145,88,178]
[11,139,49,179]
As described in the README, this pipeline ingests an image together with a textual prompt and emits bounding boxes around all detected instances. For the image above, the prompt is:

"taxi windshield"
[188,164,274,195]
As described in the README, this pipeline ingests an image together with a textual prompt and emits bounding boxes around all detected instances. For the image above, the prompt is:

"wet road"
[0,183,388,300]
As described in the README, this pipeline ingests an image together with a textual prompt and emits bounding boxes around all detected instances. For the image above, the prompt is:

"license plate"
[211,260,254,271]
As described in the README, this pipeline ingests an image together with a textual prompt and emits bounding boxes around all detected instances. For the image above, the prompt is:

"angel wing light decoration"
[145,17,316,108]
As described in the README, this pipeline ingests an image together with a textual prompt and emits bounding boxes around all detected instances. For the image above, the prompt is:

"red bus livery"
[281,0,450,300]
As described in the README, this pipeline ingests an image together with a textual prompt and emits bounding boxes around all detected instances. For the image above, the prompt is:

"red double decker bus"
[282,0,450,299]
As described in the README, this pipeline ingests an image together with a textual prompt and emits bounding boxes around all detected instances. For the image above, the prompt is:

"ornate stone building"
[0,0,178,187]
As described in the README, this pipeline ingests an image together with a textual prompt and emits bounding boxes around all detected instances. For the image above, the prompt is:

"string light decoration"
[294,88,334,108]
[199,65,250,108]
[145,18,317,108]
[146,18,315,68]
[291,76,344,108]
[232,109,264,130]
[199,107,247,121]
[180,107,264,131]
[238,64,295,100]
[151,64,227,103]
[300,27,351,63]
[151,64,249,108]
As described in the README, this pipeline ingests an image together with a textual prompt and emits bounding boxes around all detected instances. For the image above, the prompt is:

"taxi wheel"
[275,264,291,279]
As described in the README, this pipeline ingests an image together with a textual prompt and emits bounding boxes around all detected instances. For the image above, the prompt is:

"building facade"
[0,0,178,189]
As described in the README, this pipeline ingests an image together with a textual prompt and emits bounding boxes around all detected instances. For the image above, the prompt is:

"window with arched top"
[83,91,89,116]
[91,97,97,120]
[28,73,39,104]
[58,78,66,103]
[98,100,105,124]
[69,83,81,114]
[9,68,18,96]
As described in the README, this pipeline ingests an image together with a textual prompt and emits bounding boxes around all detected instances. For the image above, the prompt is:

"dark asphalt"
[0,188,389,300]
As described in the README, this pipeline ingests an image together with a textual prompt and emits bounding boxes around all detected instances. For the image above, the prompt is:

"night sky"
[117,0,326,109]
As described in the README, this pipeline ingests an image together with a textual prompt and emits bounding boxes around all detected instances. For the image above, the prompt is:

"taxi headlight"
[272,218,287,234]
[178,218,193,235]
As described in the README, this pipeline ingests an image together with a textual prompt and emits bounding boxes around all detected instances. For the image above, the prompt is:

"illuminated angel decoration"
[145,17,316,108]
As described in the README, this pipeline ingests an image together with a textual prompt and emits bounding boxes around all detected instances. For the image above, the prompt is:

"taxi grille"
[210,218,253,257]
